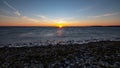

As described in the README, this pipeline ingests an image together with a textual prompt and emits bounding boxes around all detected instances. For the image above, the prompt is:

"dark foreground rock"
[0,41,120,68]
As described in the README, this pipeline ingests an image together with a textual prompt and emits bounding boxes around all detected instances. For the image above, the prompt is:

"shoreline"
[1,39,120,47]
[0,41,120,68]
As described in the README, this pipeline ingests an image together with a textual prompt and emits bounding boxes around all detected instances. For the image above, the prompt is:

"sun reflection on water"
[57,27,63,37]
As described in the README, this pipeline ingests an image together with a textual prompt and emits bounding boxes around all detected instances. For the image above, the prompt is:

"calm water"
[0,27,120,46]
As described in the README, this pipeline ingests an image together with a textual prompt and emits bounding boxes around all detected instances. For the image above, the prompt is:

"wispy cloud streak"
[14,11,21,16]
[89,12,119,18]
[2,0,39,22]
[3,0,21,16]
[3,1,16,11]
[22,16,39,22]
[37,15,47,19]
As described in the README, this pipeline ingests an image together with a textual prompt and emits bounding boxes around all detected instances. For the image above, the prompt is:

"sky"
[0,0,120,26]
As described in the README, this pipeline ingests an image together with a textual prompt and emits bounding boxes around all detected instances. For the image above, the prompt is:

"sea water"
[0,27,120,47]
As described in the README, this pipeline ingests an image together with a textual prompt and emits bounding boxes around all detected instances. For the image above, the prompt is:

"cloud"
[77,6,95,12]
[14,11,21,16]
[3,1,16,11]
[0,14,17,19]
[0,14,39,22]
[22,16,39,22]
[3,0,39,22]
[37,15,75,23]
[2,1,74,23]
[3,0,21,16]
[89,12,119,18]
[37,15,46,19]
[36,15,54,22]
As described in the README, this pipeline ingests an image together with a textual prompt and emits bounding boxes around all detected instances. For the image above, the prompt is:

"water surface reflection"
[57,28,64,37]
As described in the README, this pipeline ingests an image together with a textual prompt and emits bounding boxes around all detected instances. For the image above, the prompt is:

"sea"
[0,26,120,47]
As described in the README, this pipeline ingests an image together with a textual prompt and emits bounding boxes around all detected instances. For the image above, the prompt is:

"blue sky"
[0,0,120,26]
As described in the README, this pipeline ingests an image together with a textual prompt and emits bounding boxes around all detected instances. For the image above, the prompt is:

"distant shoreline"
[0,26,120,28]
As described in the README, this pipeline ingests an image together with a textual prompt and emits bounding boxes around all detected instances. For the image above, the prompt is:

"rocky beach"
[0,41,120,68]
[0,0,120,67]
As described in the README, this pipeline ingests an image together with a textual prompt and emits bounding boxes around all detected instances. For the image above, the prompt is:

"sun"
[55,20,66,28]
[59,24,63,28]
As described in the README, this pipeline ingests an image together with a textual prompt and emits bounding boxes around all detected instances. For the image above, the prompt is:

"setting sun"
[0,0,120,67]
[59,24,63,28]
[55,20,66,28]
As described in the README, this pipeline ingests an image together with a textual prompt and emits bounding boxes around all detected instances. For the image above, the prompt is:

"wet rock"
[0,41,120,68]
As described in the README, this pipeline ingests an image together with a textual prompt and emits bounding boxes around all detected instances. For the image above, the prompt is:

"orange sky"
[0,21,120,27]
[0,0,120,26]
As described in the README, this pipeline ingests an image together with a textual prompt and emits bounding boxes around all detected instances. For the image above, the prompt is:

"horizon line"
[0,25,120,27]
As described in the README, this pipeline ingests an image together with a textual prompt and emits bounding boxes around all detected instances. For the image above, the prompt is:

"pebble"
[0,41,120,68]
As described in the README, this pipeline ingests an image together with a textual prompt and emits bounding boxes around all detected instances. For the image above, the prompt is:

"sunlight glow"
[55,20,66,28]
[59,24,63,28]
